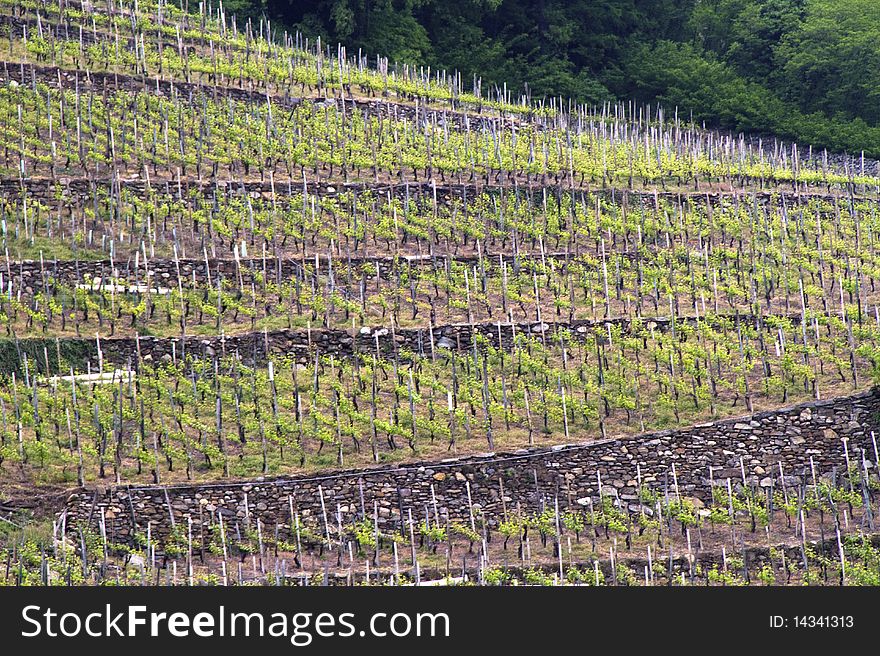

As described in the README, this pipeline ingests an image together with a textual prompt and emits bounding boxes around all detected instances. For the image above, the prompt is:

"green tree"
[777,0,880,125]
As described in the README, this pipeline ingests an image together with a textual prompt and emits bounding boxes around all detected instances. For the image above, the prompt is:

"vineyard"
[1,0,880,586]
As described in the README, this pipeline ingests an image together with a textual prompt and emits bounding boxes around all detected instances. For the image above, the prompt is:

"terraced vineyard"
[1,0,880,586]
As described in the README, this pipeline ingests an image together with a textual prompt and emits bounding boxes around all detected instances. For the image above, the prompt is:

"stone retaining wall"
[21,313,758,369]
[7,250,578,289]
[61,388,880,546]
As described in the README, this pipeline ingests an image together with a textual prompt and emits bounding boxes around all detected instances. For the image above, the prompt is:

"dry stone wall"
[9,250,577,288]
[23,313,770,369]
[62,388,880,546]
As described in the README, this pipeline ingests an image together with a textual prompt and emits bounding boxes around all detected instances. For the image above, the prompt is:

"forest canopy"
[214,0,880,156]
